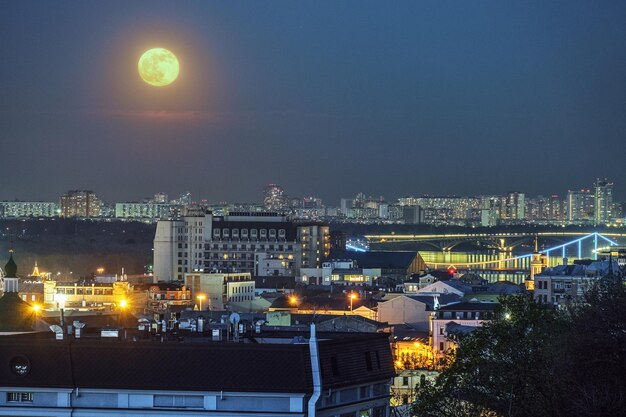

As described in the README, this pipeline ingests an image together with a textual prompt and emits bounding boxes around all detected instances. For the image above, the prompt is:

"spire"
[31,261,40,277]
[4,250,17,278]
[3,250,19,293]
[534,235,538,253]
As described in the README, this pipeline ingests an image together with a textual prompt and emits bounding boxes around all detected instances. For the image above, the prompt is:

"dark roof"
[0,332,394,393]
[437,302,498,312]
[445,322,478,336]
[254,275,297,289]
[0,292,34,332]
[4,252,17,278]
[133,282,186,291]
[405,294,462,310]
[329,250,420,270]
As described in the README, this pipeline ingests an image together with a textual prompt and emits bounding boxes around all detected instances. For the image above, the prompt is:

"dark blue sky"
[1,1,625,204]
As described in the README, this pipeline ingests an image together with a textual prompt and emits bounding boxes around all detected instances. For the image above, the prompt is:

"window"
[439,342,444,351]
[364,351,373,371]
[439,327,444,335]
[402,376,409,386]
[153,395,203,408]
[7,392,33,403]
[331,356,339,376]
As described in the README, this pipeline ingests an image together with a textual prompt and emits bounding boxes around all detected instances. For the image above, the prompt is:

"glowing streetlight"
[55,293,67,310]
[289,295,298,306]
[32,304,41,313]
[504,312,512,320]
[349,292,358,312]
[197,294,206,311]
[119,299,128,309]
[96,267,105,275]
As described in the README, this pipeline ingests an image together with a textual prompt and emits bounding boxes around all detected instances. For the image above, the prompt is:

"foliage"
[412,281,626,417]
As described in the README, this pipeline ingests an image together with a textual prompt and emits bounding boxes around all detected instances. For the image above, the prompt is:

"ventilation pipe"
[307,323,322,417]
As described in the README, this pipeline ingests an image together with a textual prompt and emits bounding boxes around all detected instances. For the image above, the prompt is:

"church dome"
[4,252,17,278]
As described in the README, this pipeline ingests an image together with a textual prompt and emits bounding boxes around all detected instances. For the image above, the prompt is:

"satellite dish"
[229,312,240,325]
[73,321,86,329]
[49,325,63,334]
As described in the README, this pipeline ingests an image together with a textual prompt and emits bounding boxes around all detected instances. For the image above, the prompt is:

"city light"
[197,294,206,311]
[119,299,128,309]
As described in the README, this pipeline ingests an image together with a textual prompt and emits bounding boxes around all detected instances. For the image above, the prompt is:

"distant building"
[594,178,613,225]
[566,189,594,223]
[0,201,58,218]
[59,190,101,218]
[115,202,175,221]
[184,272,255,310]
[263,184,288,211]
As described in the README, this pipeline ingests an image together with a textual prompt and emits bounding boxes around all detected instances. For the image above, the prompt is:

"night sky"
[1,1,625,204]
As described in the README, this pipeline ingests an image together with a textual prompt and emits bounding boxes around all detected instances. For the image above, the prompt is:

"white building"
[154,209,329,281]
[0,201,58,218]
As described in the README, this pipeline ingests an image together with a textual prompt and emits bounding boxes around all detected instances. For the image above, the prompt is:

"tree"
[412,281,626,417]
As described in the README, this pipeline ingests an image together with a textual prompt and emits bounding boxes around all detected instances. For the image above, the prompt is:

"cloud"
[98,109,226,123]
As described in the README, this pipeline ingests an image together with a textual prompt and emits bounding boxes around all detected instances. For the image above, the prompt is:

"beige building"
[43,280,130,310]
[184,272,255,310]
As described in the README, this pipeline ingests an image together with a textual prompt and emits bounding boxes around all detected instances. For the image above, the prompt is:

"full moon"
[138,48,179,87]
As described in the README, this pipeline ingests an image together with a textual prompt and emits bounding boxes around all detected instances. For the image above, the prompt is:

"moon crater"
[138,48,179,87]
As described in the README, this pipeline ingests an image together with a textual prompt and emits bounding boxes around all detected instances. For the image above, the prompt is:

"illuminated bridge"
[359,232,622,270]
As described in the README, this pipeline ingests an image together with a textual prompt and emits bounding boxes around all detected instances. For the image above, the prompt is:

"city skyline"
[2,1,626,203]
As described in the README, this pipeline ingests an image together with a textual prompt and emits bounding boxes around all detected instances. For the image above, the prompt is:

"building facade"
[59,190,102,218]
[154,210,329,281]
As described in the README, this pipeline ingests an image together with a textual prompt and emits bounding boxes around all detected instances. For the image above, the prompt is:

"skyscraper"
[566,189,594,223]
[594,178,613,225]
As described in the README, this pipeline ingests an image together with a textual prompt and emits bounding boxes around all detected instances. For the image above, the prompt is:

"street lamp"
[289,295,298,306]
[349,292,358,312]
[197,294,206,311]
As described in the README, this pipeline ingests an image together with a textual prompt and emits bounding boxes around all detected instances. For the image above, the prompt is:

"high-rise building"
[59,190,101,218]
[594,178,613,225]
[504,192,525,221]
[154,209,329,281]
[263,184,288,211]
[566,189,594,223]
[548,194,563,222]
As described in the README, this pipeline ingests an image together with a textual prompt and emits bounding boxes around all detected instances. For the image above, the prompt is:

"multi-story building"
[115,202,176,221]
[0,327,395,417]
[502,192,525,221]
[431,302,497,362]
[154,209,329,281]
[594,178,613,225]
[184,272,255,310]
[59,190,101,218]
[533,259,621,307]
[263,184,288,211]
[42,279,130,310]
[0,201,58,218]
[566,189,595,224]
